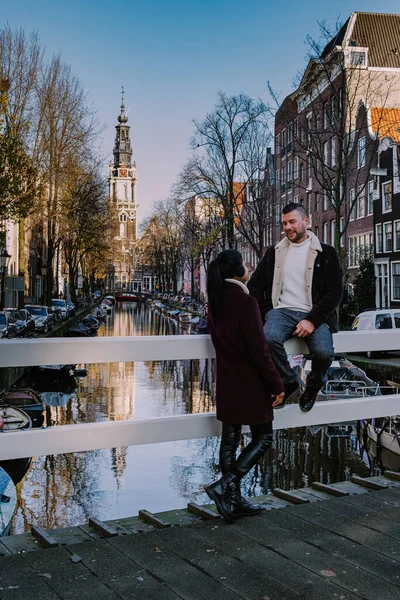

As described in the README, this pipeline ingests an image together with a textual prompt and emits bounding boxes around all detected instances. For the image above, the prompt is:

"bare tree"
[141,200,184,294]
[33,54,100,303]
[176,92,269,248]
[62,163,114,301]
[0,26,43,268]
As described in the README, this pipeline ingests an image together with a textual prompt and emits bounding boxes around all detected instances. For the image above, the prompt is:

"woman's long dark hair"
[207,249,245,320]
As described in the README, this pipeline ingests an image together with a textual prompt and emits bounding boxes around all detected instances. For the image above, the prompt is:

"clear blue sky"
[3,0,400,222]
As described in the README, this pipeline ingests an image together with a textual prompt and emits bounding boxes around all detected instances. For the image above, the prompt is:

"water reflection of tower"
[97,310,136,484]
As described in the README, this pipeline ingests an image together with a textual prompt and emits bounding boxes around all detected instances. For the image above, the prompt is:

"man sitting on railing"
[248,202,343,412]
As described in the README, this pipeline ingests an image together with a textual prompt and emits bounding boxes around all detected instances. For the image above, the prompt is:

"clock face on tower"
[120,169,127,177]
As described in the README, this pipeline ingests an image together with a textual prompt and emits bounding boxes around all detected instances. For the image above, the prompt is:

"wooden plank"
[109,532,241,600]
[30,525,58,548]
[88,517,118,538]
[193,520,361,600]
[187,502,220,520]
[2,329,400,368]
[311,481,349,497]
[46,525,94,546]
[4,390,400,461]
[0,553,60,599]
[283,497,400,562]
[152,523,303,600]
[257,506,400,588]
[273,488,310,504]
[350,475,389,490]
[138,509,171,529]
[233,509,400,600]
[24,545,121,599]
[63,539,180,599]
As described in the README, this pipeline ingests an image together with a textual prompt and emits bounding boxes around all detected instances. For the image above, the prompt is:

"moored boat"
[0,404,32,430]
[0,467,17,536]
[0,389,44,427]
[115,292,139,302]
[178,312,192,324]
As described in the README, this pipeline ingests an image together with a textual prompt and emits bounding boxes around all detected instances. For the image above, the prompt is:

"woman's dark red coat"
[208,282,283,425]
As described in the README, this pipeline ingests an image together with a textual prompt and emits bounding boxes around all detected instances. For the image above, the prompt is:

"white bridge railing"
[1,330,400,461]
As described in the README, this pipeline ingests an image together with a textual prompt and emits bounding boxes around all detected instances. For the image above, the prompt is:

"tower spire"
[118,85,128,124]
[114,88,131,166]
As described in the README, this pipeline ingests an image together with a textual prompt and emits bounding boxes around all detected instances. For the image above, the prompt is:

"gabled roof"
[297,12,400,94]
[369,107,400,143]
[350,13,400,68]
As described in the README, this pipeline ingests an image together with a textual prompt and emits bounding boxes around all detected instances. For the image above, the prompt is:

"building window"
[351,51,366,67]
[392,262,400,300]
[340,217,344,247]
[357,186,365,219]
[287,161,293,183]
[281,166,286,194]
[395,221,400,252]
[349,237,355,266]
[383,222,393,252]
[307,160,312,181]
[331,96,339,124]
[349,188,356,221]
[306,116,312,149]
[287,124,293,153]
[323,141,329,167]
[323,191,329,211]
[348,233,372,267]
[275,133,280,155]
[323,102,329,130]
[331,136,337,166]
[330,220,335,247]
[294,157,299,179]
[382,181,392,212]
[367,180,374,215]
[323,222,328,243]
[376,223,383,253]
[307,192,312,217]
[358,136,366,169]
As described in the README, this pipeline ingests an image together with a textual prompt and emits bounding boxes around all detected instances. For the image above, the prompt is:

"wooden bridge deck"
[1,474,400,599]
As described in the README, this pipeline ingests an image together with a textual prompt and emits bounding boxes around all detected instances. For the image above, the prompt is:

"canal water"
[10,303,386,534]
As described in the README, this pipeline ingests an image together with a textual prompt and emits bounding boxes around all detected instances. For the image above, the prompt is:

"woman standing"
[205,249,284,523]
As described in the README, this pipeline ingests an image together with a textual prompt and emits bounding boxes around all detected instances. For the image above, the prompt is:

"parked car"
[66,300,76,317]
[25,305,54,333]
[351,308,400,357]
[5,308,35,337]
[0,312,17,338]
[64,322,91,337]
[51,298,68,320]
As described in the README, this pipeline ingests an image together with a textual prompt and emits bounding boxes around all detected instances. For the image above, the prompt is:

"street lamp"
[0,247,11,310]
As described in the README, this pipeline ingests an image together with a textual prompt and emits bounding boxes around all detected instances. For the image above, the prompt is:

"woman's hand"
[272,391,285,407]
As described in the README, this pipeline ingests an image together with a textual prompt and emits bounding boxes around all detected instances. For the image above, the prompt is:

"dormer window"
[351,51,366,66]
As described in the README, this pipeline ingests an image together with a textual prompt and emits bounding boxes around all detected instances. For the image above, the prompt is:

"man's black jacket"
[248,242,343,333]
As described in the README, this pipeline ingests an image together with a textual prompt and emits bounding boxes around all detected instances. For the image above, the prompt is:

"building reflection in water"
[9,303,389,534]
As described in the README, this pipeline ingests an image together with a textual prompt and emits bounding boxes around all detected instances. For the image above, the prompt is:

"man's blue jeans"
[264,308,334,391]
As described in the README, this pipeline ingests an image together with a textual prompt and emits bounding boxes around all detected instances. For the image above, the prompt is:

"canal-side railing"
[0,331,400,461]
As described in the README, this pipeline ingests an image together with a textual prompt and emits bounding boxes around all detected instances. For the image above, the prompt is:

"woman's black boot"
[204,473,238,523]
[231,484,263,517]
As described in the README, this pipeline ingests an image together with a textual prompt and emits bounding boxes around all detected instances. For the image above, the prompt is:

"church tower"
[108,89,138,290]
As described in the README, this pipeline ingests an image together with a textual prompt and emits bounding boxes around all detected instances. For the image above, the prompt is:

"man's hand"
[294,319,315,338]
[272,391,285,407]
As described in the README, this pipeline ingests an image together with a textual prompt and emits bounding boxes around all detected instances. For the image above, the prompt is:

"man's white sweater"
[276,235,312,313]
